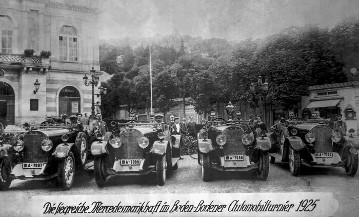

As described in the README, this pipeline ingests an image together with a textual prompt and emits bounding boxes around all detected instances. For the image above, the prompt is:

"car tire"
[94,157,107,187]
[201,154,211,182]
[288,147,300,176]
[76,133,88,169]
[258,152,269,180]
[156,155,166,186]
[270,156,275,164]
[58,151,76,190]
[0,160,12,191]
[345,152,358,177]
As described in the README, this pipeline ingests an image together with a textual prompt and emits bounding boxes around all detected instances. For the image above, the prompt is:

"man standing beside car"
[333,114,347,136]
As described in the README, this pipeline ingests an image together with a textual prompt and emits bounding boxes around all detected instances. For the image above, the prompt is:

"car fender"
[255,137,271,151]
[90,140,108,156]
[342,141,358,156]
[286,136,304,151]
[197,139,213,154]
[151,140,168,156]
[53,143,75,159]
[171,135,181,148]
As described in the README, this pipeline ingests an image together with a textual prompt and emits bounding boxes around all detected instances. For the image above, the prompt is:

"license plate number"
[314,152,333,158]
[225,155,244,161]
[22,163,46,169]
[120,159,141,165]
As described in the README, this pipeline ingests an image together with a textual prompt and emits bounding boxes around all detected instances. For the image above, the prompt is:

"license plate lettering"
[314,152,333,158]
[120,159,141,165]
[225,155,244,161]
[22,163,46,169]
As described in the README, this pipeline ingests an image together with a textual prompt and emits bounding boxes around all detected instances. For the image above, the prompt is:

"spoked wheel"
[166,146,173,172]
[289,147,300,176]
[188,137,198,159]
[201,154,211,182]
[76,133,88,168]
[58,151,75,190]
[156,155,166,186]
[258,152,269,180]
[345,152,358,177]
[94,157,108,187]
[0,159,12,191]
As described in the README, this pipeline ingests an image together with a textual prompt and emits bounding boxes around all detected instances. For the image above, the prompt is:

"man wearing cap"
[154,114,164,130]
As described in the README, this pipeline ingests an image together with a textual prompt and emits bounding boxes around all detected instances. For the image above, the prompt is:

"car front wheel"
[156,155,166,186]
[258,152,269,180]
[94,157,107,187]
[58,151,75,190]
[0,159,12,191]
[201,154,211,182]
[345,152,358,177]
[76,133,88,168]
[289,147,300,176]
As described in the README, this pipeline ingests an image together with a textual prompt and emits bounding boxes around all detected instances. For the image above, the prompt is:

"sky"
[98,0,359,42]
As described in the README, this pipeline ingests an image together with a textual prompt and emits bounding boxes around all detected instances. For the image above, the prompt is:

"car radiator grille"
[23,132,48,163]
[311,125,333,153]
[111,129,144,160]
[222,127,246,155]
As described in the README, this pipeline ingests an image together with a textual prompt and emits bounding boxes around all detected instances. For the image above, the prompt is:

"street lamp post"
[83,67,102,118]
[250,76,269,118]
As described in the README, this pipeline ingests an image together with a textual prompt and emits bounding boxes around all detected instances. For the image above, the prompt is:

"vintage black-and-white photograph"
[0,0,359,216]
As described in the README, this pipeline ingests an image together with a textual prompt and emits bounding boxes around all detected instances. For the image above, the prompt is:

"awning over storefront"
[306,99,341,109]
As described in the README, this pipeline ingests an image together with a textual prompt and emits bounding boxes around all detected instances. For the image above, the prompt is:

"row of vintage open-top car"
[0,116,358,190]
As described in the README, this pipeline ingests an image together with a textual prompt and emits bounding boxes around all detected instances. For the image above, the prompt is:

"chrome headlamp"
[331,131,342,143]
[13,139,24,152]
[290,128,298,136]
[216,134,227,146]
[61,134,69,142]
[242,134,254,146]
[305,132,315,143]
[138,137,149,149]
[41,138,53,152]
[109,137,122,148]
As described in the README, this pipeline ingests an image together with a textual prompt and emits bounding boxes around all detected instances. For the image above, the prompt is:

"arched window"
[59,86,81,116]
[59,25,78,61]
[0,16,13,54]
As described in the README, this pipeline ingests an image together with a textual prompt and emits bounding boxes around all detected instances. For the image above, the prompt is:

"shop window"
[59,26,78,61]
[30,99,39,111]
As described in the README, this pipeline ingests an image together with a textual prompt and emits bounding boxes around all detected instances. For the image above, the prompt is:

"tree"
[154,71,179,116]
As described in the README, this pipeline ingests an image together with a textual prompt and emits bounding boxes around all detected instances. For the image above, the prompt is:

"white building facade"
[301,81,359,135]
[0,0,103,126]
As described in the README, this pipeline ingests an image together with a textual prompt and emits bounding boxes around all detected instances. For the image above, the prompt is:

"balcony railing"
[0,53,50,72]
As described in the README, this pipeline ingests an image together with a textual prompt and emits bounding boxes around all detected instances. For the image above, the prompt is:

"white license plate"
[314,152,333,158]
[120,159,141,166]
[225,155,244,161]
[22,163,46,169]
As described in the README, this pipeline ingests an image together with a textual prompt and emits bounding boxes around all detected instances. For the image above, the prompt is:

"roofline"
[309,81,359,91]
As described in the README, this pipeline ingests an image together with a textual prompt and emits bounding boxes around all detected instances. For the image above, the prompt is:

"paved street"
[1,155,359,216]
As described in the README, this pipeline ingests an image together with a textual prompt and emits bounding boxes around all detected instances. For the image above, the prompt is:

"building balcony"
[0,53,50,73]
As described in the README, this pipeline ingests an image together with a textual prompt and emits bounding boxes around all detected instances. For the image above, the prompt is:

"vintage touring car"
[0,121,89,191]
[91,119,180,187]
[197,118,271,181]
[269,119,358,176]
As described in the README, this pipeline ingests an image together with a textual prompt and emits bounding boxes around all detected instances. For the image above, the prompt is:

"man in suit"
[187,116,197,138]
[171,117,181,135]
[180,117,188,135]
[333,114,347,136]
